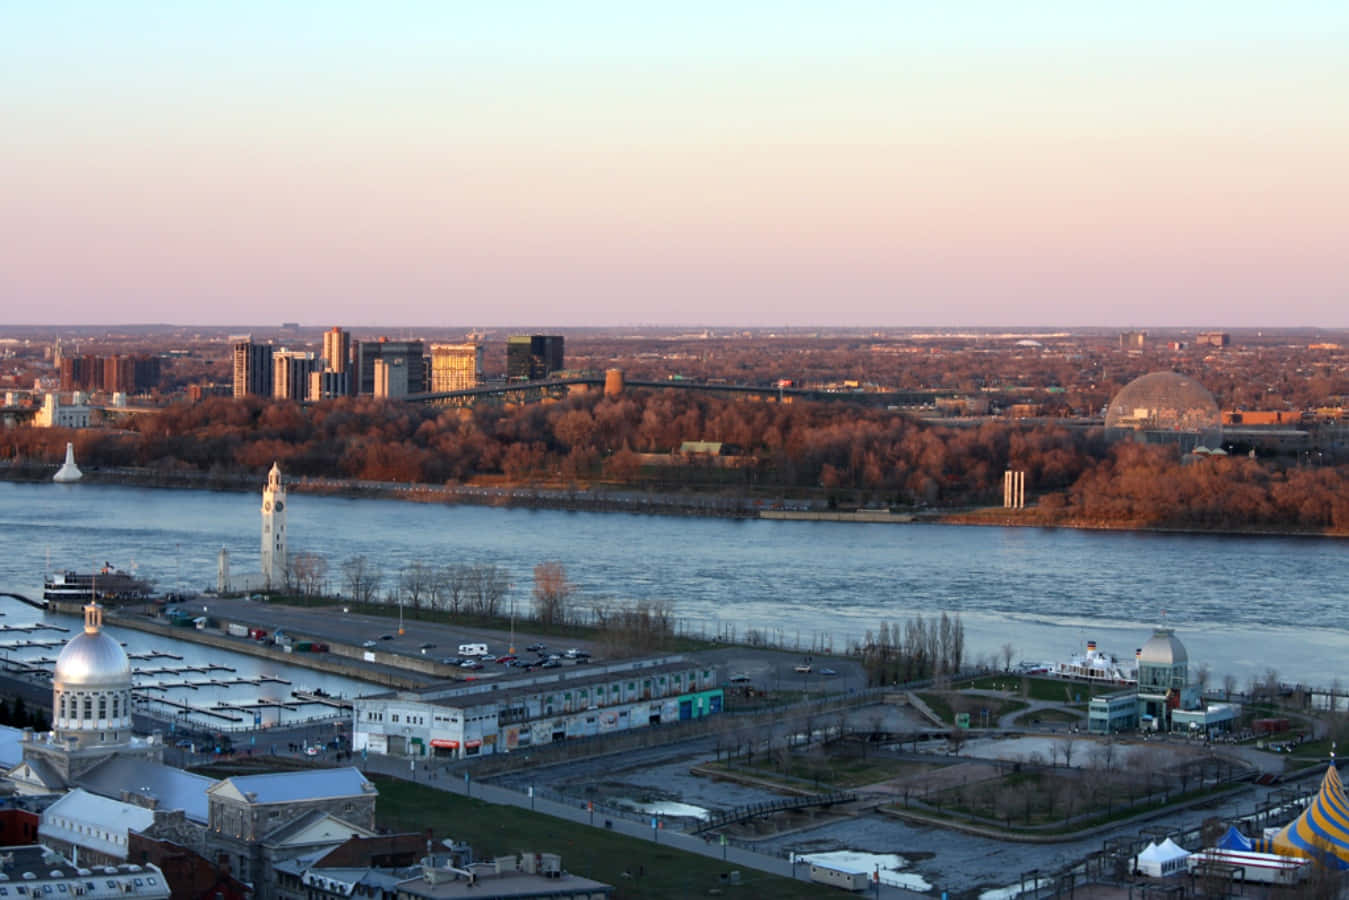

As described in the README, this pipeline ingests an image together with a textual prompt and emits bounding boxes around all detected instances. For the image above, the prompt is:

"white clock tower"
[260,461,287,590]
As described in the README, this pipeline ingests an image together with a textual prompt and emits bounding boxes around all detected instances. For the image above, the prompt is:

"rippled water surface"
[1,482,1343,684]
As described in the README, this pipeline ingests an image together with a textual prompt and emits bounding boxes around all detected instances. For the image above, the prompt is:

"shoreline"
[3,464,1345,540]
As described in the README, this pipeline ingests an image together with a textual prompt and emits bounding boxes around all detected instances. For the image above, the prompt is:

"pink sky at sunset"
[1,3,1345,328]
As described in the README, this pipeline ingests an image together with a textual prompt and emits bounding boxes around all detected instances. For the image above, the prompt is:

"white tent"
[1136,839,1190,877]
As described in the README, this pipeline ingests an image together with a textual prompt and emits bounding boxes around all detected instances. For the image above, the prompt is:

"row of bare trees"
[857,613,966,685]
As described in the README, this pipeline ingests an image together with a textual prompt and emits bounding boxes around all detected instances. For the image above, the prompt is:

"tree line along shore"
[2,390,1348,533]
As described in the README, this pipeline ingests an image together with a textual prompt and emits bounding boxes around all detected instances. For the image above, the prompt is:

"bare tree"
[1059,734,1076,768]
[1195,662,1211,694]
[532,561,575,626]
[1001,642,1016,672]
[1222,673,1237,701]
[288,551,328,596]
[342,555,381,604]
[399,562,433,609]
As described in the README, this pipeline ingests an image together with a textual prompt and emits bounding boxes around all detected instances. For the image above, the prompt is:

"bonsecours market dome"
[53,616,132,689]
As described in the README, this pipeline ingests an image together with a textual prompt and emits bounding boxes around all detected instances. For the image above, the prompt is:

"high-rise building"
[309,369,350,399]
[1119,331,1147,351]
[104,356,135,394]
[232,338,273,399]
[273,350,318,401]
[506,335,564,382]
[373,357,410,398]
[429,342,483,393]
[323,326,351,374]
[355,339,424,396]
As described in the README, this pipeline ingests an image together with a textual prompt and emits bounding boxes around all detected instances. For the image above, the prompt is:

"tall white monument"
[53,442,83,483]
[260,462,287,590]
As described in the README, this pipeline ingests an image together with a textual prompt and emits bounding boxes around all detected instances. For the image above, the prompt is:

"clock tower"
[260,461,287,590]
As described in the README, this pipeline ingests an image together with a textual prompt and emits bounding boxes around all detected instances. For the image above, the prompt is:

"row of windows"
[44,817,120,844]
[0,878,156,896]
[56,692,127,721]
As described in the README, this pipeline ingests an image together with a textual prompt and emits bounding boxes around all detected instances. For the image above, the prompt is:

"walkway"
[356,752,928,899]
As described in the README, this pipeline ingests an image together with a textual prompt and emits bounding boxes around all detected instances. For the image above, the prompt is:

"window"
[97,696,106,718]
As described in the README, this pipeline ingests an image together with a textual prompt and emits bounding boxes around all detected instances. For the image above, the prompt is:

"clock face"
[275,500,284,511]
[263,501,272,512]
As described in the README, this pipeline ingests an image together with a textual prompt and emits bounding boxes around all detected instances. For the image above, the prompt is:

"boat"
[1052,640,1138,685]
[44,564,153,603]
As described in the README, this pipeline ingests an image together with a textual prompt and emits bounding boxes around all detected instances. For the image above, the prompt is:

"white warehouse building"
[352,656,723,760]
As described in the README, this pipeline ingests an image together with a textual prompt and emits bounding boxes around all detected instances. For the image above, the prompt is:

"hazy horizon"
[3,3,1346,328]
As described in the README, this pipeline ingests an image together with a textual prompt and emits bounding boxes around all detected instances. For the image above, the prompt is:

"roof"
[396,870,613,899]
[40,788,155,858]
[0,724,26,769]
[0,845,170,899]
[1257,765,1349,868]
[262,808,375,847]
[1139,629,1188,666]
[76,757,213,823]
[54,629,132,689]
[209,767,375,805]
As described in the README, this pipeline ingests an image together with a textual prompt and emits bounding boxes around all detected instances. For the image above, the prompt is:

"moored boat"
[1053,639,1138,685]
[44,565,152,603]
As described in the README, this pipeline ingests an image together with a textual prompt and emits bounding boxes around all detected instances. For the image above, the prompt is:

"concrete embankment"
[759,509,915,523]
[51,600,432,691]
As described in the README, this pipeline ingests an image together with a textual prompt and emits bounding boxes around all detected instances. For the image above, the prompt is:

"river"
[1,481,1344,687]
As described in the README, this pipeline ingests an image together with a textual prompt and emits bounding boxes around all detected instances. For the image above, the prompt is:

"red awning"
[430,739,459,749]
[465,739,482,749]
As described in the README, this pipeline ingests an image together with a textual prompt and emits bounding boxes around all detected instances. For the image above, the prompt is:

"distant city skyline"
[2,2,1346,328]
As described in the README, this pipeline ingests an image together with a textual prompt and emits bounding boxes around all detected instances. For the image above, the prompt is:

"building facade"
[274,351,319,401]
[428,343,483,393]
[355,340,425,396]
[233,338,274,399]
[506,335,564,382]
[260,462,287,591]
[323,327,351,374]
[353,659,721,760]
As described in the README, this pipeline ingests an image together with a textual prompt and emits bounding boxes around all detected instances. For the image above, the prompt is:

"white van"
[458,643,489,657]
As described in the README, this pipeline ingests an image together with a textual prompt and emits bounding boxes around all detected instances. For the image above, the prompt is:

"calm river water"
[0,481,1344,687]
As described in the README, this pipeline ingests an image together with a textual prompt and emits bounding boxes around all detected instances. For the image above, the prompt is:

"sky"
[1,2,1346,329]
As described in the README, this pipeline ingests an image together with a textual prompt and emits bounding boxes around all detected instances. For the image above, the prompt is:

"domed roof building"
[53,603,134,748]
[1105,372,1222,451]
[8,603,161,792]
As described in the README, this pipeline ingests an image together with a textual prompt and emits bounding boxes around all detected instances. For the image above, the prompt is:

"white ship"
[1053,640,1138,685]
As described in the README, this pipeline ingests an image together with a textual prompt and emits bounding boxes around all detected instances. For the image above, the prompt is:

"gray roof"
[0,724,26,769]
[76,756,213,823]
[223,766,374,804]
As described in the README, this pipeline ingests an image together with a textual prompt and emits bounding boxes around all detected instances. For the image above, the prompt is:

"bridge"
[404,375,955,409]
[0,592,46,611]
[691,790,857,835]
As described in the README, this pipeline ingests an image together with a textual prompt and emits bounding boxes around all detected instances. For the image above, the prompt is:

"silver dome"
[53,631,132,689]
[1105,372,1221,437]
[1138,629,1188,666]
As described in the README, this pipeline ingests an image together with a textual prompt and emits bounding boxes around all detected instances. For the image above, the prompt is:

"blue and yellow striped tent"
[1256,765,1349,868]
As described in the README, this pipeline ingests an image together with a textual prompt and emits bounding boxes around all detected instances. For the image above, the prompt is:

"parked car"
[526,643,546,652]
[540,659,561,669]
[419,642,436,650]
[459,660,483,670]
[362,640,377,648]
[794,664,812,674]
[729,673,752,684]
[564,648,591,659]
[819,667,838,676]
[439,656,464,666]
[379,634,394,641]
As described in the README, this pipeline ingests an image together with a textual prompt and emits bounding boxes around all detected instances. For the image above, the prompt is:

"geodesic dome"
[1105,372,1222,450]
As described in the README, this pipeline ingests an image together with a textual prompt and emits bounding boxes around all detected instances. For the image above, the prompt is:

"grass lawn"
[372,776,834,899]
[708,755,935,790]
[917,692,1028,726]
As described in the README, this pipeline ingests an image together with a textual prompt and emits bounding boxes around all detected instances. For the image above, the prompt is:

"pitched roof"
[76,757,213,823]
[40,789,155,858]
[209,767,375,805]
[0,724,25,769]
[262,808,374,847]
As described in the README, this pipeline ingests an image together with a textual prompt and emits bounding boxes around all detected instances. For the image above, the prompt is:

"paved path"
[357,752,928,898]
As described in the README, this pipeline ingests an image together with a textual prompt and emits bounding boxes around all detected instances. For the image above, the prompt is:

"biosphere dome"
[1105,372,1222,450]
